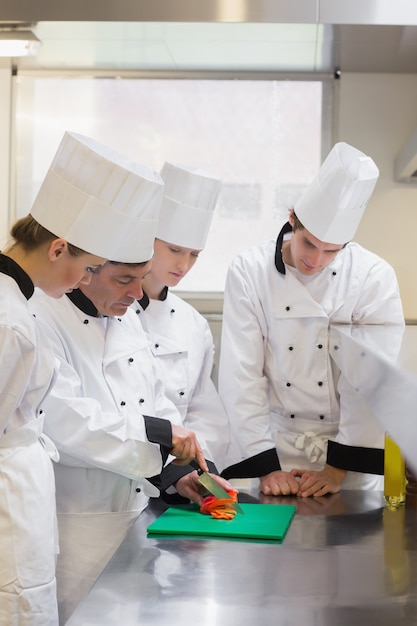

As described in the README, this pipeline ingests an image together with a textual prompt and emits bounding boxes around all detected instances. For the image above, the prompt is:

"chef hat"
[294,142,379,244]
[30,131,164,263]
[156,162,221,250]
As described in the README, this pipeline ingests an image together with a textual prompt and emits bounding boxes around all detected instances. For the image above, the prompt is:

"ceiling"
[0,22,412,75]
[1,1,417,74]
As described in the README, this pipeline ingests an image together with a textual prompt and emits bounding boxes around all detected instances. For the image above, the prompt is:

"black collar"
[66,288,98,317]
[275,222,292,275]
[138,285,168,310]
[0,253,34,300]
[138,292,150,310]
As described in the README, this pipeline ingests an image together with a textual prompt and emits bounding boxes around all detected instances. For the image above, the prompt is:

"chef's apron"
[0,418,59,626]
[56,491,148,624]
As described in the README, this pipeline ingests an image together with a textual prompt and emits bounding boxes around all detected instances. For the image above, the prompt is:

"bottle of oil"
[384,433,406,509]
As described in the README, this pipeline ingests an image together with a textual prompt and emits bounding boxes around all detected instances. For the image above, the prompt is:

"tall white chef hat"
[30,131,164,263]
[156,162,221,250]
[293,142,379,244]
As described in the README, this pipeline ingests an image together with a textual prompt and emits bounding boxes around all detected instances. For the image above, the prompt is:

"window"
[15,76,330,291]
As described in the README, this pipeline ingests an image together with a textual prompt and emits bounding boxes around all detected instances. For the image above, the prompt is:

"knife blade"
[190,459,244,514]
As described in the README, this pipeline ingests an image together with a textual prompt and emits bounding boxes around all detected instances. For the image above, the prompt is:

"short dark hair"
[108,260,150,268]
[292,211,304,232]
[291,210,348,248]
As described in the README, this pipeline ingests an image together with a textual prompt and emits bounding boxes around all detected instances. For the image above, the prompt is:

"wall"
[0,63,12,249]
[337,72,417,321]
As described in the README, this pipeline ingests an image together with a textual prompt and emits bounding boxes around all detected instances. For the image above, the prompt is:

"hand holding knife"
[190,459,244,515]
[170,424,209,472]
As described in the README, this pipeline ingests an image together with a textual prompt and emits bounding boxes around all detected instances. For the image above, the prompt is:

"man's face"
[285,212,344,276]
[288,227,343,276]
[79,260,152,316]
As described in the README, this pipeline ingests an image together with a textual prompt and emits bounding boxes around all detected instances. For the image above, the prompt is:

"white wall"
[337,73,417,321]
[0,62,12,250]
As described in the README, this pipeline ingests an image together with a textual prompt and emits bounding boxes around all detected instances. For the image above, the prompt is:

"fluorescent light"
[0,31,41,57]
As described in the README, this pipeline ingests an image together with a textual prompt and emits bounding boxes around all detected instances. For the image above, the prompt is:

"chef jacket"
[29,287,180,512]
[134,289,229,490]
[29,287,180,621]
[0,255,58,626]
[219,222,405,490]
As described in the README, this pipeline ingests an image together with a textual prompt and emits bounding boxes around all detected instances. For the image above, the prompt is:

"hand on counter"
[170,425,208,473]
[259,465,348,498]
[259,469,300,496]
[291,464,347,497]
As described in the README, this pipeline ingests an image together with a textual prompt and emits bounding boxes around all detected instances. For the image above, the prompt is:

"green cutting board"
[147,503,296,542]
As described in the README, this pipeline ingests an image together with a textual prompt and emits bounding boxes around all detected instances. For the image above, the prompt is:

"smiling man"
[219,142,405,499]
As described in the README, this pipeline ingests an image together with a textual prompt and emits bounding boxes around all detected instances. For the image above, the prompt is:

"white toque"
[294,142,379,244]
[30,131,164,262]
[157,162,221,250]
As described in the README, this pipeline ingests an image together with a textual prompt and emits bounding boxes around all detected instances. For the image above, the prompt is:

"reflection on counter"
[384,506,410,597]
[66,490,417,626]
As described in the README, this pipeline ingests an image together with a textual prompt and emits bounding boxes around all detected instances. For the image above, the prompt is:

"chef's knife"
[190,459,244,514]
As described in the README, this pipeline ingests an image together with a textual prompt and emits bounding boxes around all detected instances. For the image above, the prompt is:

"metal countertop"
[66,488,417,626]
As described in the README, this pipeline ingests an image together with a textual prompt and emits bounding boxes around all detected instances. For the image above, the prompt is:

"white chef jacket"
[30,288,180,622]
[135,290,229,474]
[219,222,405,490]
[0,256,59,626]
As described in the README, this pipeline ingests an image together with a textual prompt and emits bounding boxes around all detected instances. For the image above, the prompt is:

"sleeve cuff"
[144,415,172,465]
[150,459,218,505]
[159,459,218,493]
[221,448,281,479]
[327,440,384,475]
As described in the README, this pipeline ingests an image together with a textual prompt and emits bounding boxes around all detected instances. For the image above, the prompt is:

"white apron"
[0,418,59,626]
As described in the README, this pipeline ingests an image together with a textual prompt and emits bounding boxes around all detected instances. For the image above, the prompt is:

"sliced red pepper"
[200,489,239,520]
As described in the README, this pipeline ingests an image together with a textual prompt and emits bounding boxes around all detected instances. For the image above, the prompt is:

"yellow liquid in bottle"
[384,434,406,508]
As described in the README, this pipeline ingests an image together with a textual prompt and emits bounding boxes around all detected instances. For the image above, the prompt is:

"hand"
[176,472,235,506]
[291,464,347,497]
[170,424,208,472]
[259,470,300,496]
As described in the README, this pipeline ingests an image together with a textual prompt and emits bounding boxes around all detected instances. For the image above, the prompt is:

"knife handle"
[189,459,203,475]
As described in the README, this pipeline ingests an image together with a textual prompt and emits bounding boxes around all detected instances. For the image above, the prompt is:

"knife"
[190,459,244,514]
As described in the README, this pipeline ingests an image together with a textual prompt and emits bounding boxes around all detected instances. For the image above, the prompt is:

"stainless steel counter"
[66,488,417,626]
[66,325,417,625]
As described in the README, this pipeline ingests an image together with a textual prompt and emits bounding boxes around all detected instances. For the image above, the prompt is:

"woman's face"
[41,242,105,298]
[148,239,201,289]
